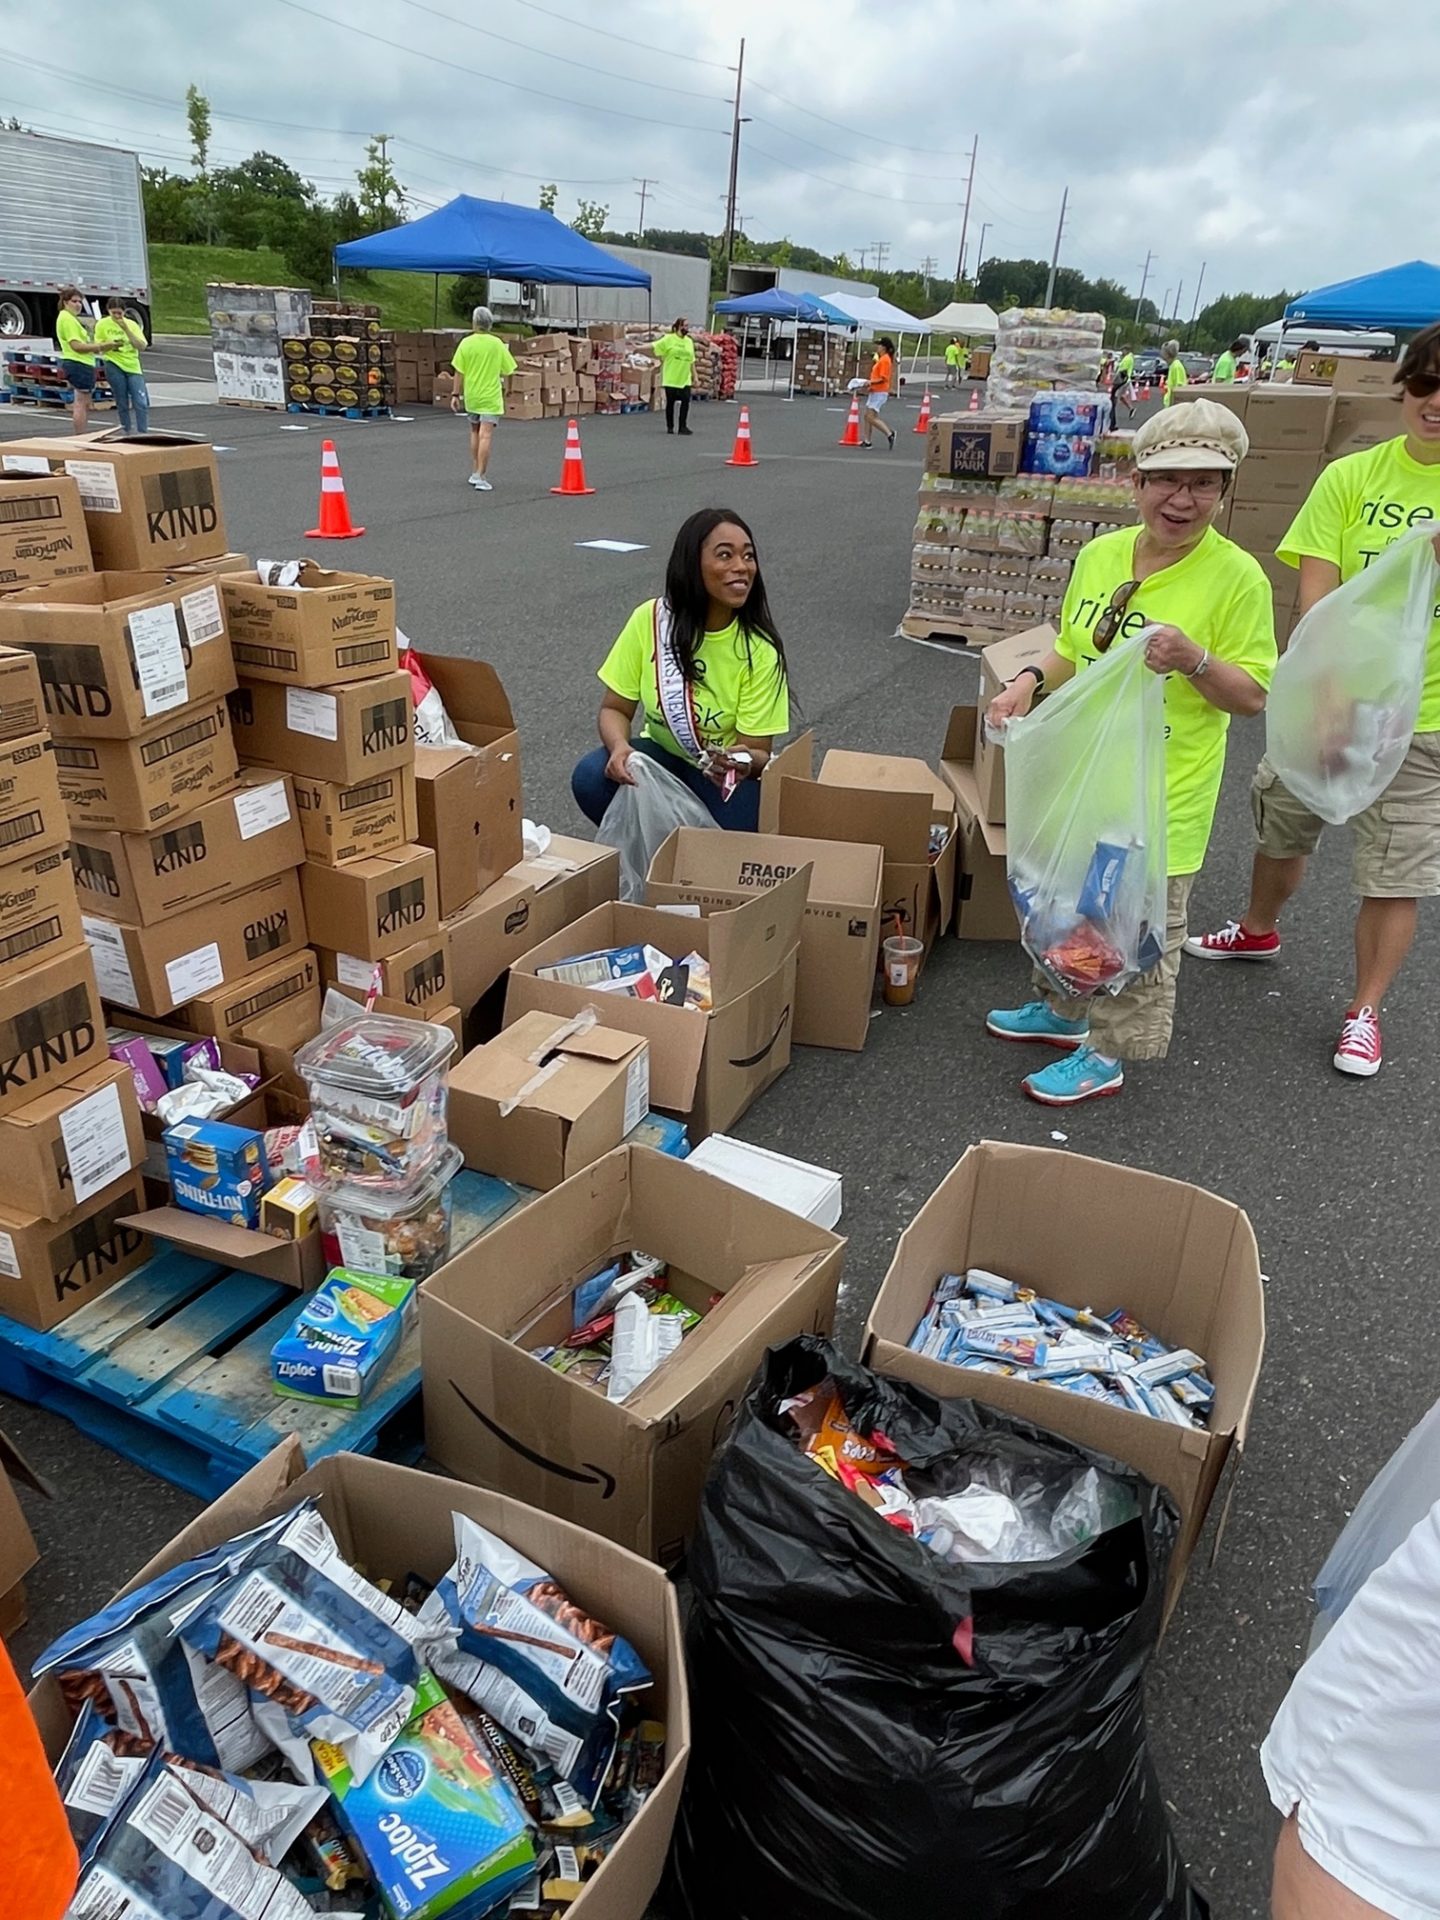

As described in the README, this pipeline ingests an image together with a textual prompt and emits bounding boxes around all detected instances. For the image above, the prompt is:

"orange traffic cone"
[838,394,863,446]
[1140,378,1151,401]
[550,418,596,496]
[913,389,932,434]
[724,405,757,467]
[306,439,364,539]
[968,385,980,413]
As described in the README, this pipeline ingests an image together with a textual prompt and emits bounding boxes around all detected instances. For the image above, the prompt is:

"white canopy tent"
[924,301,999,335]
[818,291,931,384]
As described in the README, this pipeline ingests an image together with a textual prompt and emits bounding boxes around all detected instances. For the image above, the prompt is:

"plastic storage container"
[294,1013,456,1189]
[317,1142,463,1280]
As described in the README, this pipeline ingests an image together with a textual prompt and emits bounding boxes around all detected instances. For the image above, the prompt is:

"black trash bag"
[669,1337,1208,1920]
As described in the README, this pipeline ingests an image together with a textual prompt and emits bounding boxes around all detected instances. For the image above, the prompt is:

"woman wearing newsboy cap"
[984,399,1277,1106]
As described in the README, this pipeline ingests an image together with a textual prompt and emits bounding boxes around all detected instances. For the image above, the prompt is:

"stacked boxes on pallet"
[207,282,311,410]
[793,326,848,394]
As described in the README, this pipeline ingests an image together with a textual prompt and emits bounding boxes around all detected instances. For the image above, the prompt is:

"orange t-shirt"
[869,352,893,393]
[0,1641,77,1918]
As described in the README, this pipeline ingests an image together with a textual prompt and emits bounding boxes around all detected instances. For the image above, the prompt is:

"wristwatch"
[1184,648,1210,679]
[1012,664,1045,694]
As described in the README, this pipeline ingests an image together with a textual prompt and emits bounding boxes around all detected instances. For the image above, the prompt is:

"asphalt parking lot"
[2,378,1432,1916]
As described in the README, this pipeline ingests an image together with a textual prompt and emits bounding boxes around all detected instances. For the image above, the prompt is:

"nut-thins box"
[221,564,398,687]
[300,842,436,963]
[862,1140,1264,1613]
[0,471,92,593]
[54,696,239,832]
[294,763,416,867]
[228,669,413,787]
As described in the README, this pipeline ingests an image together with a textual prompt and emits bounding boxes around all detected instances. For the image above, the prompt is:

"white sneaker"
[467,472,483,487]
[474,476,493,492]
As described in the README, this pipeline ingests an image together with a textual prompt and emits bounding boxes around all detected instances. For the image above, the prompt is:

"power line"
[743,142,961,209]
[744,78,975,158]
[508,0,734,69]
[746,115,974,183]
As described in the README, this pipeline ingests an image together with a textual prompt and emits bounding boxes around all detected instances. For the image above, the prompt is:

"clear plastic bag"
[998,625,1168,997]
[1311,1392,1440,1652]
[1265,525,1439,824]
[596,750,718,900]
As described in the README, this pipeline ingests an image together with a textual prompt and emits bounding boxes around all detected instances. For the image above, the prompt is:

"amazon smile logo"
[448,1380,617,1497]
[728,1004,790,1070]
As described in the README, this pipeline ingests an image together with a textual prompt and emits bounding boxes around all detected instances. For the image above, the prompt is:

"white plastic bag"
[596,750,717,900]
[1265,526,1439,825]
[1310,1392,1440,1652]
[998,626,1168,997]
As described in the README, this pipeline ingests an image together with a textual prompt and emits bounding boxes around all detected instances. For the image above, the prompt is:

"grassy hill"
[149,244,461,335]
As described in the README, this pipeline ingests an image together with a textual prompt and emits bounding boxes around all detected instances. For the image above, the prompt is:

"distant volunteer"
[1113,345,1136,420]
[449,305,516,492]
[944,338,961,388]
[54,287,104,434]
[1188,320,1440,1079]
[571,506,790,834]
[649,317,696,436]
[862,336,897,448]
[1161,337,1188,407]
[1212,338,1245,384]
[984,400,1276,1106]
[93,299,149,433]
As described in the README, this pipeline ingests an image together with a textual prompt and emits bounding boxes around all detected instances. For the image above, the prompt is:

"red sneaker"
[1334,1005,1382,1078]
[1184,919,1282,961]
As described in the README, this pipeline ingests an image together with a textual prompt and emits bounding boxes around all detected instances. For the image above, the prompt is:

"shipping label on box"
[0,1171,148,1332]
[54,697,239,833]
[0,433,227,571]
[0,1058,144,1221]
[0,473,92,593]
[222,566,398,687]
[294,764,415,867]
[167,944,320,1041]
[319,928,450,1014]
[228,670,413,786]
[0,944,104,1118]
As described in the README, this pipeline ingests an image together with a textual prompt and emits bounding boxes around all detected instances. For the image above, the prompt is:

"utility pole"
[1134,248,1154,324]
[855,246,869,273]
[974,221,991,281]
[634,177,656,236]
[952,135,978,289]
[1171,280,1184,335]
[919,255,937,279]
[722,38,746,280]
[1187,260,1207,342]
[871,241,890,273]
[1160,288,1172,326]
[1041,185,1068,309]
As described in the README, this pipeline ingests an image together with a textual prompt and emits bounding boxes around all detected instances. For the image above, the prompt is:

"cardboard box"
[318,929,451,1015]
[423,1145,845,1562]
[300,842,435,963]
[450,1011,649,1189]
[169,945,321,1043]
[0,471,92,593]
[0,1170,148,1330]
[54,695,238,832]
[169,551,253,579]
[861,1140,1265,1611]
[1331,357,1396,395]
[0,840,81,973]
[1243,386,1331,451]
[972,625,1054,824]
[925,416,1025,478]
[939,707,1019,941]
[506,393,543,422]
[767,743,959,962]
[0,1057,144,1221]
[82,868,309,1019]
[71,771,302,925]
[645,826,883,1053]
[1186,383,1249,424]
[1227,499,1301,556]
[0,943,105,1117]
[506,877,805,1140]
[414,741,511,916]
[0,647,44,746]
[0,572,235,740]
[228,669,413,787]
[294,762,415,866]
[0,1430,42,1634]
[1231,448,1323,507]
[221,565,399,687]
[445,836,620,1020]
[1292,349,1339,386]
[413,654,522,888]
[26,1439,691,1920]
[0,431,227,571]
[0,730,67,865]
[1324,393,1399,462]
[684,1134,842,1229]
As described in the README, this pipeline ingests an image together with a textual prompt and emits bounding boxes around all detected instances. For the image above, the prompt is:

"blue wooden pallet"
[286,401,389,419]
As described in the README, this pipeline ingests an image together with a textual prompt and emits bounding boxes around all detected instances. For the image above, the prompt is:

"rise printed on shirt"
[597,597,789,764]
[1055,526,1277,873]
[1280,435,1440,730]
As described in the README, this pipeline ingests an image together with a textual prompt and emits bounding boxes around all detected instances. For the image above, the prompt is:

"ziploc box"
[163,1116,271,1228]
[271,1267,417,1408]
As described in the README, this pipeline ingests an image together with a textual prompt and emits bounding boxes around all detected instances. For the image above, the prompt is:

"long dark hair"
[878,335,895,356]
[662,507,789,692]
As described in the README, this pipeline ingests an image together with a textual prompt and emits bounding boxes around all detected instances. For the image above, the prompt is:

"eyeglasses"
[1094,578,1140,652]
[1140,472,1228,500]
[1403,372,1440,399]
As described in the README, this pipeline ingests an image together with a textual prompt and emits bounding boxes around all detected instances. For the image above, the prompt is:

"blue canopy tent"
[1284,261,1440,331]
[333,195,651,326]
[712,288,855,396]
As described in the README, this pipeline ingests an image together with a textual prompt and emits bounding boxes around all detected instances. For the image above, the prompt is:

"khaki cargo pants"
[1252,732,1440,897]
[1038,874,1195,1062]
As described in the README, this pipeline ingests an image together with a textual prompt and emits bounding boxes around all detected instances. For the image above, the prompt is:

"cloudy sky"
[4,0,1431,308]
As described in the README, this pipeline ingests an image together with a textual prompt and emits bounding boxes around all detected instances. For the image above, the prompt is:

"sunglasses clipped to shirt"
[1093,578,1140,652]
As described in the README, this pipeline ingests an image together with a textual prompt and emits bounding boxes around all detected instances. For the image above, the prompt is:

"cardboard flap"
[780,772,935,862]
[0,1427,53,1500]
[123,1207,324,1289]
[93,428,207,448]
[415,651,516,734]
[940,704,974,761]
[706,863,809,997]
[552,1027,644,1064]
[757,730,814,835]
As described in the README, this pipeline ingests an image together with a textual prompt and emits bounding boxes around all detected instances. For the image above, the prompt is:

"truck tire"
[123,300,151,336]
[0,295,32,338]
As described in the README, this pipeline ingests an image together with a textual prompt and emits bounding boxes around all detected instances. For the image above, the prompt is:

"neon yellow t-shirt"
[93,316,144,375]
[451,333,517,415]
[598,597,789,763]
[1162,359,1188,406]
[1279,436,1440,732]
[1212,350,1236,384]
[945,344,960,367]
[1116,352,1135,380]
[651,332,696,389]
[1055,525,1277,873]
[56,309,93,359]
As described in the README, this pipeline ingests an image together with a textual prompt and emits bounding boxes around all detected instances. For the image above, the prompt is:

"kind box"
[0,430,227,571]
[0,1058,144,1221]
[0,1169,148,1330]
[228,669,412,787]
[0,944,105,1119]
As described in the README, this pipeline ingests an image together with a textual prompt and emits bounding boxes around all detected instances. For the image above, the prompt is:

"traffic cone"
[1140,378,1151,401]
[724,405,757,467]
[838,394,862,446]
[968,385,980,413]
[550,418,595,496]
[913,389,932,434]
[305,439,364,539]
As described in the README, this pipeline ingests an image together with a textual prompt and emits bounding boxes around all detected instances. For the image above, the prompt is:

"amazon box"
[318,930,451,1016]
[25,1441,692,1920]
[412,653,522,891]
[71,771,302,925]
[81,868,308,1019]
[170,945,321,1045]
[0,841,82,974]
[862,1140,1265,1613]
[294,763,415,867]
[0,471,92,593]
[300,842,436,963]
[645,825,882,1053]
[972,625,1054,824]
[505,874,805,1140]
[221,565,398,687]
[450,1012,649,1189]
[0,430,226,571]
[423,1144,845,1563]
[0,943,105,1117]
[939,707,1019,941]
[0,730,67,866]
[228,668,413,787]
[0,1057,144,1221]
[54,696,238,832]
[444,836,620,1023]
[0,572,233,739]
[0,1169,148,1330]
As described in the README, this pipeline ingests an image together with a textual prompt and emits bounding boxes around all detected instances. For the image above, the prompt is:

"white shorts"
[1261,1491,1440,1917]
[866,391,889,410]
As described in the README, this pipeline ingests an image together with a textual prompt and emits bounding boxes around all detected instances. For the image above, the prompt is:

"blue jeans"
[105,364,149,433]
[571,736,762,831]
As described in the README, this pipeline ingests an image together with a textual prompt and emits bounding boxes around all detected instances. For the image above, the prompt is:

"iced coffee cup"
[882,935,923,1006]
